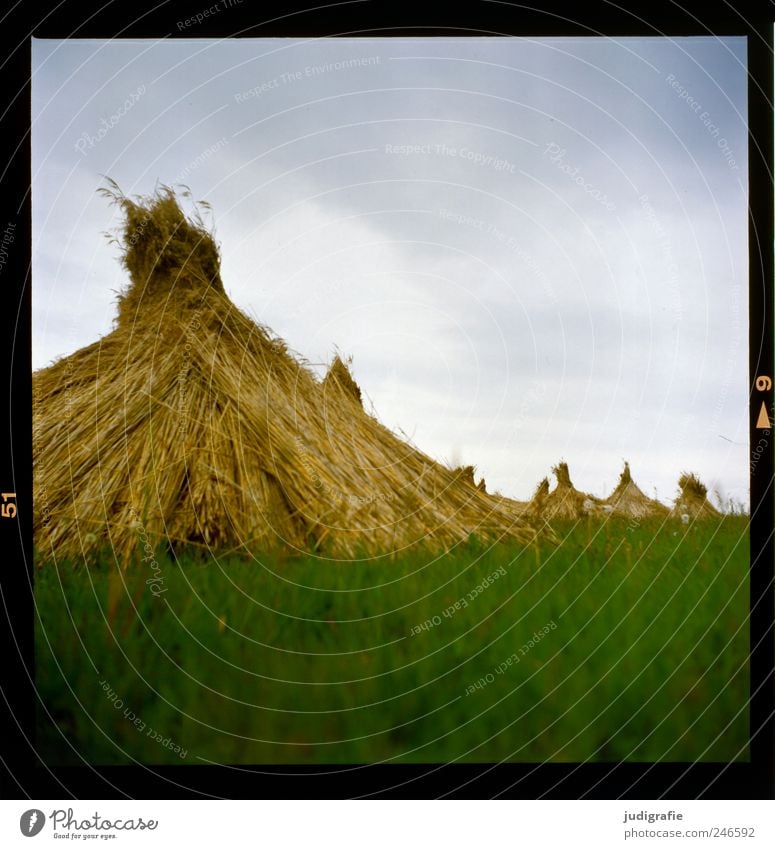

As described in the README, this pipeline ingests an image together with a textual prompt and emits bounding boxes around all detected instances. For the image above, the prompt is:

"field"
[34,515,749,765]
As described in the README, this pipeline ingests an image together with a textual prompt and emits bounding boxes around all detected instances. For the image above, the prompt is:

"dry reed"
[527,461,600,521]
[605,461,668,519]
[673,471,721,519]
[33,184,540,562]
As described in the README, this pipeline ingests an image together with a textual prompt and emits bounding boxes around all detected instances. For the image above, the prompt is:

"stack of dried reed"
[606,461,668,519]
[672,472,721,519]
[525,477,550,522]
[33,184,539,562]
[528,462,600,521]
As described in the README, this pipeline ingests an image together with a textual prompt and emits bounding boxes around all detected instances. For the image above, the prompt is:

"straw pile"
[33,185,540,562]
[606,461,668,519]
[672,472,721,519]
[528,462,600,521]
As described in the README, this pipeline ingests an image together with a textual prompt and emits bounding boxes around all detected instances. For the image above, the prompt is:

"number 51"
[1,492,17,519]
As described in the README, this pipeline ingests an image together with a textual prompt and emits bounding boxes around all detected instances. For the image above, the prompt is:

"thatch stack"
[528,462,600,521]
[672,472,721,519]
[33,185,540,562]
[606,461,668,519]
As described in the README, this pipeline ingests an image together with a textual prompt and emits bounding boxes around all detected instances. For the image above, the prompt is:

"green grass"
[34,516,749,765]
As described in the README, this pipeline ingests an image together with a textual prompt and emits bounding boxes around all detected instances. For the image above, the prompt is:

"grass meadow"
[34,515,749,765]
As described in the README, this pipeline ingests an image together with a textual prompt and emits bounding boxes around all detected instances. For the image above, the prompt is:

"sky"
[31,36,749,507]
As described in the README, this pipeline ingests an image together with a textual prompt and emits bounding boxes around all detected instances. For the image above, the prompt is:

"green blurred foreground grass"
[35,516,749,765]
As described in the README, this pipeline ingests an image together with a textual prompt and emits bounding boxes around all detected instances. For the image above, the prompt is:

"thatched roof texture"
[672,472,721,519]
[33,185,539,562]
[606,461,668,519]
[322,355,363,407]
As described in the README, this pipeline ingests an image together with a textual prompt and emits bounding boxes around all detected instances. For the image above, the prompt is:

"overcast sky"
[31,36,748,506]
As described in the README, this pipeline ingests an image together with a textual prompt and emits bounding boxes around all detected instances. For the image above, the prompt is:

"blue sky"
[32,36,749,505]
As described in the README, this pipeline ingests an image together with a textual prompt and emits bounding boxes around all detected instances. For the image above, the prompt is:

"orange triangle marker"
[756,402,771,429]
